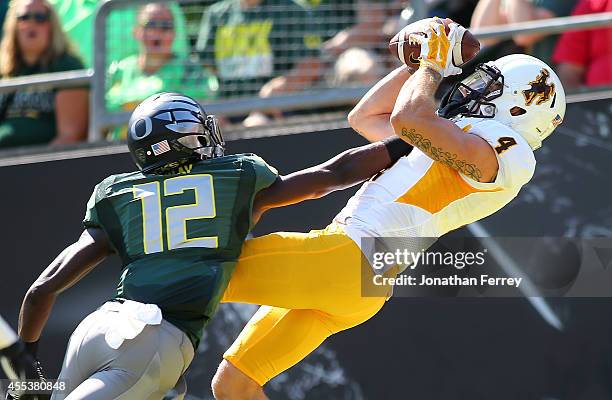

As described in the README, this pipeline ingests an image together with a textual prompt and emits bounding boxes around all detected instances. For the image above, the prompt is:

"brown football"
[389,18,480,69]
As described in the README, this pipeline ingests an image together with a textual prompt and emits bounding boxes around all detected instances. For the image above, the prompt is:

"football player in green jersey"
[16,92,413,399]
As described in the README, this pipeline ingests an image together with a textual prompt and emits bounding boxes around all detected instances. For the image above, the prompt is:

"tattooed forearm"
[401,127,483,181]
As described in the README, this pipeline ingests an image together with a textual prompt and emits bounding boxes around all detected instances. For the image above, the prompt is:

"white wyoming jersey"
[334,118,536,260]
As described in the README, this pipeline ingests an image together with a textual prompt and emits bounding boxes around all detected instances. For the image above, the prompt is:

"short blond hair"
[0,0,76,77]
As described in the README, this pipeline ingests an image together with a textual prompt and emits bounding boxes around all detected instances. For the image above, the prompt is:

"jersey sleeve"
[245,154,279,193]
[464,121,536,190]
[83,176,115,228]
[83,183,102,228]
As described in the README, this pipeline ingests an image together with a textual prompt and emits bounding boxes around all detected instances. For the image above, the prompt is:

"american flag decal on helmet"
[151,140,171,156]
[552,114,563,128]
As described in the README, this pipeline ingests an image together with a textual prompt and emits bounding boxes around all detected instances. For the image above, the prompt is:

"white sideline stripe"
[467,222,564,331]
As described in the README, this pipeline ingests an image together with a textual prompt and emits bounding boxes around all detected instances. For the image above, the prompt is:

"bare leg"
[212,360,268,400]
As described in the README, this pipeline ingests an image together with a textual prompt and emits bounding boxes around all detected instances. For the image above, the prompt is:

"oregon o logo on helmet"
[130,117,153,141]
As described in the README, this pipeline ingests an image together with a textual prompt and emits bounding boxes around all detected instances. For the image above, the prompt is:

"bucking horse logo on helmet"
[523,68,556,106]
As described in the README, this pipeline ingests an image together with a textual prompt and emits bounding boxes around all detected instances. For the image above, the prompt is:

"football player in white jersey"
[211,21,567,399]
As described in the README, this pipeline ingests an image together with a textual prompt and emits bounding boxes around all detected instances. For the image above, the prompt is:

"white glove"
[415,20,464,77]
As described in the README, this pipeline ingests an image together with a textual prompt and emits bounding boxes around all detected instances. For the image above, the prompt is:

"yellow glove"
[416,20,463,77]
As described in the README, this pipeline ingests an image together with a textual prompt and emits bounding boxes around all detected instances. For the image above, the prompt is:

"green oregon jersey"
[83,154,278,348]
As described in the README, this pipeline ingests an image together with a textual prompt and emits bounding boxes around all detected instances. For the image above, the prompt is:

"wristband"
[419,59,443,74]
[383,136,414,162]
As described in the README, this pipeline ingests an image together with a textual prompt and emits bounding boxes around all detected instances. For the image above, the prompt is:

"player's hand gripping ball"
[389,17,480,77]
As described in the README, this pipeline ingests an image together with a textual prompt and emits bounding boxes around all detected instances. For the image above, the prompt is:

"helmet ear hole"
[197,136,209,147]
[510,106,527,116]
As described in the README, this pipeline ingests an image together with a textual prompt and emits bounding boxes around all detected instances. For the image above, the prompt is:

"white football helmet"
[438,54,566,150]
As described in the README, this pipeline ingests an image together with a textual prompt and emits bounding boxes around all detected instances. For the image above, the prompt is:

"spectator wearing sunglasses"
[106,2,218,140]
[47,0,191,69]
[0,0,88,149]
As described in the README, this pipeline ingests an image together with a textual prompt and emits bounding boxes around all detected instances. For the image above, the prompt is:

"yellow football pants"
[221,224,391,386]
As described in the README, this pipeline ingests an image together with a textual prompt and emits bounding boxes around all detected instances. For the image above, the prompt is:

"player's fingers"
[410,32,427,45]
[428,21,443,39]
[426,25,440,61]
[446,23,462,44]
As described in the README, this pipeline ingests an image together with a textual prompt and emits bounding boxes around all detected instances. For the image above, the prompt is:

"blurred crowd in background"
[0,0,610,149]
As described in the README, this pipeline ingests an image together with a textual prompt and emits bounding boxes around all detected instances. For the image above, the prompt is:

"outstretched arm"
[18,228,112,343]
[252,138,412,222]
[348,65,415,142]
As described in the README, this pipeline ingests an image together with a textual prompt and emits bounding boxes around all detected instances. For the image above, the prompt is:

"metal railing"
[471,12,612,41]
[0,69,92,94]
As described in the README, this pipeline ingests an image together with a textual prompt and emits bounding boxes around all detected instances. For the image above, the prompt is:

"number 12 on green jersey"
[133,174,218,254]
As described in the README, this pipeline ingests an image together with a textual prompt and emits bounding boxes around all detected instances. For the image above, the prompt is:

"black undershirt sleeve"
[383,136,414,162]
